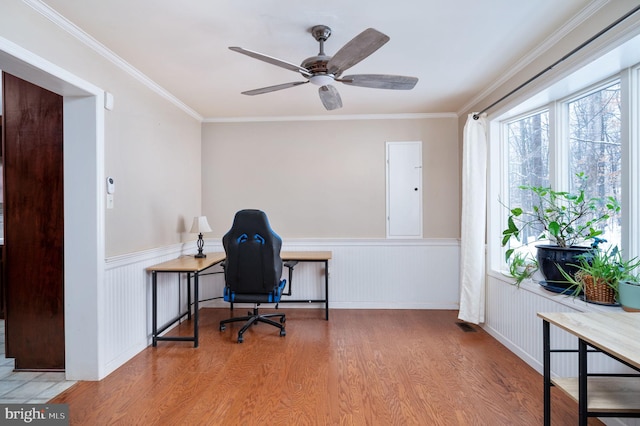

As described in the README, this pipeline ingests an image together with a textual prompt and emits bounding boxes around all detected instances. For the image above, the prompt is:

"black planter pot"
[535,244,593,293]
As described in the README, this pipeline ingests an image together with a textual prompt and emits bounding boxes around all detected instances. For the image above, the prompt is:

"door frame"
[1,35,105,380]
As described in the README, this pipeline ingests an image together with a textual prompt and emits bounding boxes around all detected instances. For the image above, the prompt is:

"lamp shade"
[190,216,212,234]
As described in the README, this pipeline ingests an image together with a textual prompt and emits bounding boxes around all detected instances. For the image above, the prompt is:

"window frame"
[489,66,640,275]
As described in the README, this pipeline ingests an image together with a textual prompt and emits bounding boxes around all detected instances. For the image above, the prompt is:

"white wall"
[202,116,460,239]
[0,1,203,379]
[0,0,203,258]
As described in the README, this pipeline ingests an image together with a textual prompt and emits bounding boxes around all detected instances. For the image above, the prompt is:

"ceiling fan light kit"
[229,25,418,110]
[309,75,334,86]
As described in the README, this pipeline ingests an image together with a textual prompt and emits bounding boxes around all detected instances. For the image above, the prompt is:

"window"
[506,110,549,247]
[568,82,622,248]
[499,79,630,264]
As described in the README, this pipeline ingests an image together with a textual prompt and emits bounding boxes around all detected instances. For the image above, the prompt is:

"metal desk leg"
[152,271,158,347]
[194,272,199,348]
[324,260,329,320]
[288,265,294,295]
[579,339,588,425]
[543,320,551,426]
[186,273,191,321]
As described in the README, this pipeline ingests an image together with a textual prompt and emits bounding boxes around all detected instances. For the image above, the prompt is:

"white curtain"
[458,113,488,324]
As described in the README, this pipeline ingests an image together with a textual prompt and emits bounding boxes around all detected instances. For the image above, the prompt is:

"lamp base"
[195,233,206,258]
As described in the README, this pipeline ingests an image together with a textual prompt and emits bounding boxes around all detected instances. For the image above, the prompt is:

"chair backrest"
[222,209,283,295]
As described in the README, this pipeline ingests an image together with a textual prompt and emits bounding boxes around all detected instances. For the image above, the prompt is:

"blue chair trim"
[272,279,286,303]
[223,287,235,302]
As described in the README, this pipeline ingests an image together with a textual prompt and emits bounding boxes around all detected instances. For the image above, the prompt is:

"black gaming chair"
[219,210,287,343]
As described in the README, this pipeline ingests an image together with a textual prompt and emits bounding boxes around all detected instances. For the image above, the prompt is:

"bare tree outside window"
[507,111,550,250]
[568,82,622,248]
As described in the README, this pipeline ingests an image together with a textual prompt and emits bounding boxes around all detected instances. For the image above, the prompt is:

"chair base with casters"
[219,304,286,343]
[219,279,287,343]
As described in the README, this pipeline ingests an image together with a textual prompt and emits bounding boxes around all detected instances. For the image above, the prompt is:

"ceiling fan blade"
[229,47,312,77]
[241,81,309,96]
[327,28,390,76]
[318,85,342,110]
[339,74,418,90]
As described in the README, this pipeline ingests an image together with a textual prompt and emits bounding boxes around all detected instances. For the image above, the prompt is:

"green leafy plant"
[502,173,619,261]
[506,251,538,287]
[558,246,640,299]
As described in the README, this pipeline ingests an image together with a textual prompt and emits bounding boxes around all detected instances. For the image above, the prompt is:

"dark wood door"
[0,116,4,320]
[2,72,64,370]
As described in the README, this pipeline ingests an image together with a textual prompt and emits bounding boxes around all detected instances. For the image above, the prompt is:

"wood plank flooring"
[51,309,603,425]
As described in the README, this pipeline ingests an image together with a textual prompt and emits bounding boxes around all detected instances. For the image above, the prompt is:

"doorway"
[0,39,105,379]
[3,72,64,370]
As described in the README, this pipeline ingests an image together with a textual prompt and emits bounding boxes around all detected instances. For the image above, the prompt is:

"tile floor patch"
[0,320,76,403]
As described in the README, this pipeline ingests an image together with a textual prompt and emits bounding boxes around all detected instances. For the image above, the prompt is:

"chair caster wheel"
[280,317,286,324]
[280,329,286,337]
[237,335,244,343]
[219,324,226,331]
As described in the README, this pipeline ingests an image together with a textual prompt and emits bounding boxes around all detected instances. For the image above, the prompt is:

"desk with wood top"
[214,250,332,320]
[146,251,332,347]
[147,254,225,348]
[538,312,640,425]
[280,251,332,320]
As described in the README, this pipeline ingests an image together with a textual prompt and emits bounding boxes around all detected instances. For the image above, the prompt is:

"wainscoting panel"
[485,275,640,426]
[101,239,460,377]
[484,274,637,387]
[321,241,460,309]
[103,245,186,374]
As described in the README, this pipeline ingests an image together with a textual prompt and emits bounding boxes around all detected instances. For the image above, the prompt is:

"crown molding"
[456,0,609,117]
[23,0,203,122]
[203,112,457,123]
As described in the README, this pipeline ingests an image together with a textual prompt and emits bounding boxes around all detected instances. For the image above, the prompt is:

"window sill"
[488,269,624,313]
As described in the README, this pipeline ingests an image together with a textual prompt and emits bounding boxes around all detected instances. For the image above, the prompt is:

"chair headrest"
[228,209,273,237]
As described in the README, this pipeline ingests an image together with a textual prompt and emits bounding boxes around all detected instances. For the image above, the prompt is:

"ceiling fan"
[229,25,418,110]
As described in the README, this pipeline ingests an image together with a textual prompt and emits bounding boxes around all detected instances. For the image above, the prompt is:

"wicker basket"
[580,274,616,304]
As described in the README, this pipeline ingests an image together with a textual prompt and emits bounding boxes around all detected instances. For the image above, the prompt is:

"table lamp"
[190,216,212,258]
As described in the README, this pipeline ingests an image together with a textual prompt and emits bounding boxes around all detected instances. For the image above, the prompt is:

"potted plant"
[501,173,620,292]
[558,246,640,305]
[619,278,640,312]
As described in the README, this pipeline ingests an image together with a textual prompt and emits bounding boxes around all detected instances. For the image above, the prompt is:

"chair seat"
[229,293,275,303]
[224,279,286,304]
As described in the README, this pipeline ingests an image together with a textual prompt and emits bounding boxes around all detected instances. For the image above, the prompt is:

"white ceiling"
[39,0,593,120]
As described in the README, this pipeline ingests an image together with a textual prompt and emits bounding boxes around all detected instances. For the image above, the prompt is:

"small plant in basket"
[559,246,640,304]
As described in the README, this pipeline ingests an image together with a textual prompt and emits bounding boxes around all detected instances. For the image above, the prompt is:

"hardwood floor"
[51,309,602,425]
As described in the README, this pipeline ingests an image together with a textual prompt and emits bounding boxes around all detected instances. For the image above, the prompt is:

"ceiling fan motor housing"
[301,55,336,86]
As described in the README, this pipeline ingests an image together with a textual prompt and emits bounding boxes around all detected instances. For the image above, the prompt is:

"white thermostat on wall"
[106,177,115,194]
